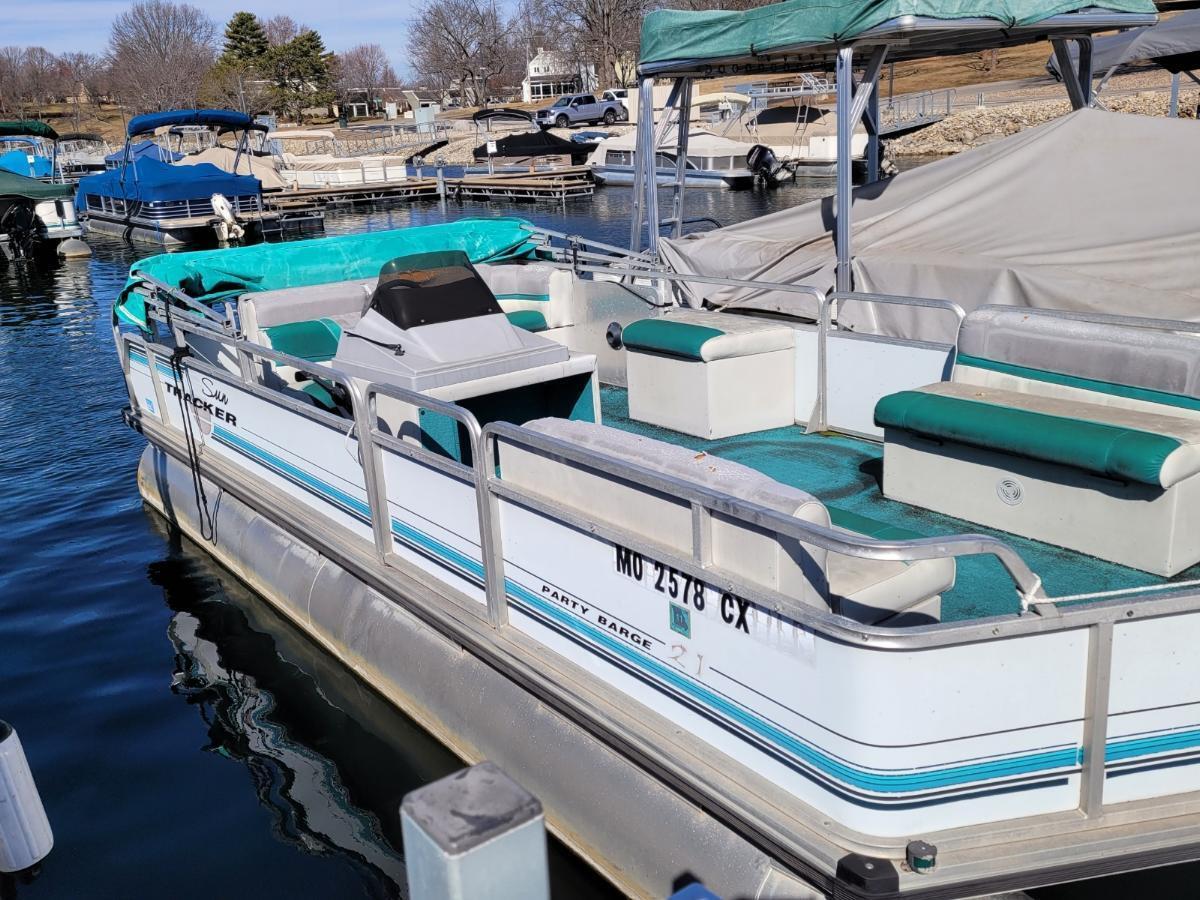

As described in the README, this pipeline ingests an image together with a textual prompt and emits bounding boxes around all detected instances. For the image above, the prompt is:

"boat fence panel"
[365,383,489,607]
[815,292,966,436]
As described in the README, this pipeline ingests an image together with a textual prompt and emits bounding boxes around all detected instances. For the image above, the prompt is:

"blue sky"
[10,0,418,74]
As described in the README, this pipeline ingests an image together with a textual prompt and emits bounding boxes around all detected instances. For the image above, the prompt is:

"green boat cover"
[0,170,73,201]
[115,218,541,329]
[875,390,1182,486]
[639,0,1156,67]
[622,318,725,360]
[0,120,59,140]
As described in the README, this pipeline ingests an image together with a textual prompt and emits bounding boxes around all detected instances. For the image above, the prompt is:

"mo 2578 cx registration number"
[614,544,751,634]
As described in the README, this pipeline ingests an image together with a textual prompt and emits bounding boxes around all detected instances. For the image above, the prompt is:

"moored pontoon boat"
[0,120,59,181]
[77,109,287,247]
[56,132,113,180]
[0,170,83,259]
[587,126,764,188]
[114,2,1200,897]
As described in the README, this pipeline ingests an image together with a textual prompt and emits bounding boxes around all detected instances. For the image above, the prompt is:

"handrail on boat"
[480,420,1047,616]
[811,291,967,433]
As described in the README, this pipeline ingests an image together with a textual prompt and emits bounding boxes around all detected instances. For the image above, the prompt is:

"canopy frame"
[628,8,1140,270]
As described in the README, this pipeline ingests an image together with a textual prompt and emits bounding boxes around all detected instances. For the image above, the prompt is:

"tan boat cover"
[658,109,1200,342]
[176,146,287,189]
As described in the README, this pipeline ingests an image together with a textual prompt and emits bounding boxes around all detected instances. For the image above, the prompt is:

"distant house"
[521,48,597,103]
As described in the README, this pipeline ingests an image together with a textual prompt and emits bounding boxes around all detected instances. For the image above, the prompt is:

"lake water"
[1,179,1192,898]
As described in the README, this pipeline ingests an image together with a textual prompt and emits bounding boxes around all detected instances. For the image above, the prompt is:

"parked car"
[601,89,628,104]
[535,94,628,129]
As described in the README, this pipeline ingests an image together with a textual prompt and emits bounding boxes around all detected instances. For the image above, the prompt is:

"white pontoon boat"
[266,130,410,190]
[587,126,764,188]
[113,2,1200,898]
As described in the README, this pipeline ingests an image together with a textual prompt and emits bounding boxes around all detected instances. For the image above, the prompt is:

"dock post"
[401,761,549,900]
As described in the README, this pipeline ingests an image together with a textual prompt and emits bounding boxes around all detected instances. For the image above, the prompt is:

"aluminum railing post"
[476,429,509,628]
[1080,621,1114,817]
[835,47,854,294]
[352,384,394,560]
[671,78,693,240]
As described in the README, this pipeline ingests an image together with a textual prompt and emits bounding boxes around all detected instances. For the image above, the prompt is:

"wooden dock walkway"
[262,167,593,213]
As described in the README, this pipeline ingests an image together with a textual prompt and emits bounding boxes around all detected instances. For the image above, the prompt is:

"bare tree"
[16,47,61,117]
[0,47,28,115]
[262,15,303,47]
[409,0,515,107]
[58,52,106,129]
[337,44,390,115]
[552,0,648,88]
[108,0,218,112]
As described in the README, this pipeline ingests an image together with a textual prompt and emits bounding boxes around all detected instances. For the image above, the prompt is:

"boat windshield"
[369,250,502,330]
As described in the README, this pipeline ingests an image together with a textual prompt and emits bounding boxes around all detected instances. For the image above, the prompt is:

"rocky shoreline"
[888,90,1199,156]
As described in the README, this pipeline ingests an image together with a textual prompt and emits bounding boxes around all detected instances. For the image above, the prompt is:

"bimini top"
[0,120,59,140]
[638,0,1158,74]
[0,170,73,201]
[127,109,264,139]
[1048,7,1200,78]
[59,132,106,143]
[472,107,535,125]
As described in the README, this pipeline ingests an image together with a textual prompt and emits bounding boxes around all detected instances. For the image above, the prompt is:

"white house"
[521,48,597,103]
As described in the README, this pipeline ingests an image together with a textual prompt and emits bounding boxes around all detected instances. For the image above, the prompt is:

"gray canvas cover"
[1048,9,1200,77]
[658,109,1200,343]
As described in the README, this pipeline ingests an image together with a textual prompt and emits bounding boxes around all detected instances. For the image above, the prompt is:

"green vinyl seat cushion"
[622,310,794,362]
[875,390,1184,487]
[505,309,548,332]
[263,317,343,363]
[622,317,724,360]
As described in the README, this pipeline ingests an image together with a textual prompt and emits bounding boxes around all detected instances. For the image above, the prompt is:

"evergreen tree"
[263,29,334,123]
[221,12,268,64]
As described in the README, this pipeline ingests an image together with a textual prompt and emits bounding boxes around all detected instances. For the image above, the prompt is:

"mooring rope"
[1047,578,1200,605]
[163,299,216,543]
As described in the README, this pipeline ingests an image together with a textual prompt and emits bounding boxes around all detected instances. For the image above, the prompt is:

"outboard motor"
[746,144,783,186]
[0,202,37,260]
[211,192,244,243]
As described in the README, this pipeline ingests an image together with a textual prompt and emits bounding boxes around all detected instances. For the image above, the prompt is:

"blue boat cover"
[0,148,52,178]
[128,109,257,138]
[76,156,261,205]
[105,141,182,164]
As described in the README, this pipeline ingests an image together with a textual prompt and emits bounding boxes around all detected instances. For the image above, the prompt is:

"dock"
[262,166,594,213]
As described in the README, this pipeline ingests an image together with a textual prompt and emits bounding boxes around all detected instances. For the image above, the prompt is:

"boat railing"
[879,88,955,133]
[120,288,1200,640]
[480,419,1047,625]
[812,291,967,433]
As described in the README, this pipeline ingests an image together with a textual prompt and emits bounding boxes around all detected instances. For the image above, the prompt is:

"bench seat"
[623,309,796,439]
[876,306,1200,576]
[877,383,1200,489]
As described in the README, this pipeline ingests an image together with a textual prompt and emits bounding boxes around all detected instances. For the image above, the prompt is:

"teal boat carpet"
[600,387,1199,622]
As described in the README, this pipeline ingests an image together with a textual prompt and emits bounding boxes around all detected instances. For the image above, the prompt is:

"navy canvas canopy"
[127,109,261,138]
[106,141,183,164]
[76,156,260,204]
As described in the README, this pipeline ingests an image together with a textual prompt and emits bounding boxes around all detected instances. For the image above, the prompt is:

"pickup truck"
[535,93,628,129]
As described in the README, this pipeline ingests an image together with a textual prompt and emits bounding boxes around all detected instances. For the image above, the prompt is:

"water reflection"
[143,516,615,899]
